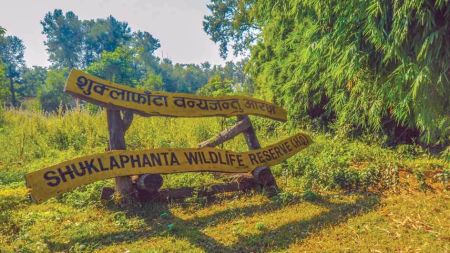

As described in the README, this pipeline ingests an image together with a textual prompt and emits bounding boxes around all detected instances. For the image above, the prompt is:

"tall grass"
[0,107,447,199]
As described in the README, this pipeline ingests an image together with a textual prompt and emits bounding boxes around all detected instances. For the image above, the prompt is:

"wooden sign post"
[106,109,134,205]
[25,69,313,205]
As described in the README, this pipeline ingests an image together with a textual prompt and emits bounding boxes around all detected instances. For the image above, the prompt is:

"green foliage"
[86,46,139,85]
[138,69,164,91]
[0,108,448,252]
[203,0,257,58]
[41,9,84,68]
[197,74,235,96]
[19,66,47,97]
[204,0,450,145]
[0,61,9,103]
[82,15,133,66]
[38,68,74,112]
[0,35,25,106]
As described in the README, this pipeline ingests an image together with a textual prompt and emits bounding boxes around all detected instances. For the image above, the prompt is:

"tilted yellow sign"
[65,69,287,121]
[25,133,311,202]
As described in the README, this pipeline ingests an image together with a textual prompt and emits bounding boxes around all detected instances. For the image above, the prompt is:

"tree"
[39,68,73,111]
[0,27,7,103]
[41,9,83,68]
[86,46,140,85]
[197,74,234,96]
[0,61,8,104]
[20,66,48,97]
[82,16,132,66]
[138,69,163,91]
[204,0,450,145]
[203,0,257,58]
[0,35,25,106]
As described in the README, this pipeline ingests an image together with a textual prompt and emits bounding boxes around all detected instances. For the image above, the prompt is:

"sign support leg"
[237,115,278,191]
[106,109,134,206]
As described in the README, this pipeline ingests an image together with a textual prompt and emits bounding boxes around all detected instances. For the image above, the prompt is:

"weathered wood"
[136,174,163,193]
[128,174,258,202]
[237,115,278,189]
[198,117,251,148]
[100,187,115,201]
[106,108,134,206]
[65,69,288,121]
[122,110,134,132]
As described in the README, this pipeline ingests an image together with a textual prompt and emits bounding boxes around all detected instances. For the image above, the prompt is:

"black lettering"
[263,150,272,161]
[119,155,130,168]
[257,152,265,163]
[72,164,86,176]
[130,155,141,168]
[142,154,152,167]
[299,135,309,145]
[228,153,236,165]
[249,153,259,165]
[284,141,293,152]
[161,152,169,165]
[209,151,219,164]
[274,147,283,158]
[170,152,180,165]
[98,158,109,171]
[217,152,227,165]
[184,152,200,164]
[150,153,162,166]
[79,159,99,174]
[291,137,301,148]
[279,143,288,154]
[269,148,277,160]
[110,156,121,169]
[200,152,210,164]
[236,155,244,166]
[57,166,75,182]
[44,170,60,187]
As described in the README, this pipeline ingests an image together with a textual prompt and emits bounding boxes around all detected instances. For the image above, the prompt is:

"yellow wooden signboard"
[65,69,287,121]
[25,133,311,203]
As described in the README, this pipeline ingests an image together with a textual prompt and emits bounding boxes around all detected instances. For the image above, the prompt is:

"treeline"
[0,10,252,111]
[204,0,449,146]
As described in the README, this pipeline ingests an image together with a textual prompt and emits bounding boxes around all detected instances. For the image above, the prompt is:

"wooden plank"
[237,115,277,188]
[139,174,258,201]
[25,133,312,202]
[64,69,287,121]
[106,109,134,206]
[135,174,163,193]
[198,117,251,148]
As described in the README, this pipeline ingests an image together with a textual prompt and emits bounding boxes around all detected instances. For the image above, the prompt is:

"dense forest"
[204,0,449,146]
[1,2,449,147]
[0,10,251,112]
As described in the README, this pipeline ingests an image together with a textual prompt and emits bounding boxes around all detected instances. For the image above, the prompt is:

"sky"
[0,0,229,67]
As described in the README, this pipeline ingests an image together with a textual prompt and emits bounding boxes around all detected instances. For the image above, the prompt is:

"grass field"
[0,108,449,252]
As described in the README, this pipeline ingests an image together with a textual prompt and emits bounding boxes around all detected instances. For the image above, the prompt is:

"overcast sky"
[0,0,229,67]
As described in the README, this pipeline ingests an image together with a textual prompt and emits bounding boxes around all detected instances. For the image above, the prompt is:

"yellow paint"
[65,69,287,121]
[25,133,312,203]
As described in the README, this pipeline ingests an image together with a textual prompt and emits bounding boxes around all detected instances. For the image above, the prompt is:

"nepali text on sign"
[64,69,287,121]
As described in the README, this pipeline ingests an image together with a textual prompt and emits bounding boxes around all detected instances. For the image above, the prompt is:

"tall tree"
[203,0,257,58]
[82,16,132,66]
[41,9,83,68]
[204,0,450,145]
[132,30,160,71]
[0,26,7,103]
[20,66,48,97]
[38,68,73,111]
[86,46,140,85]
[0,35,25,106]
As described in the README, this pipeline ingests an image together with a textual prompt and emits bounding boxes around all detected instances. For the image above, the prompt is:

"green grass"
[0,108,448,252]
